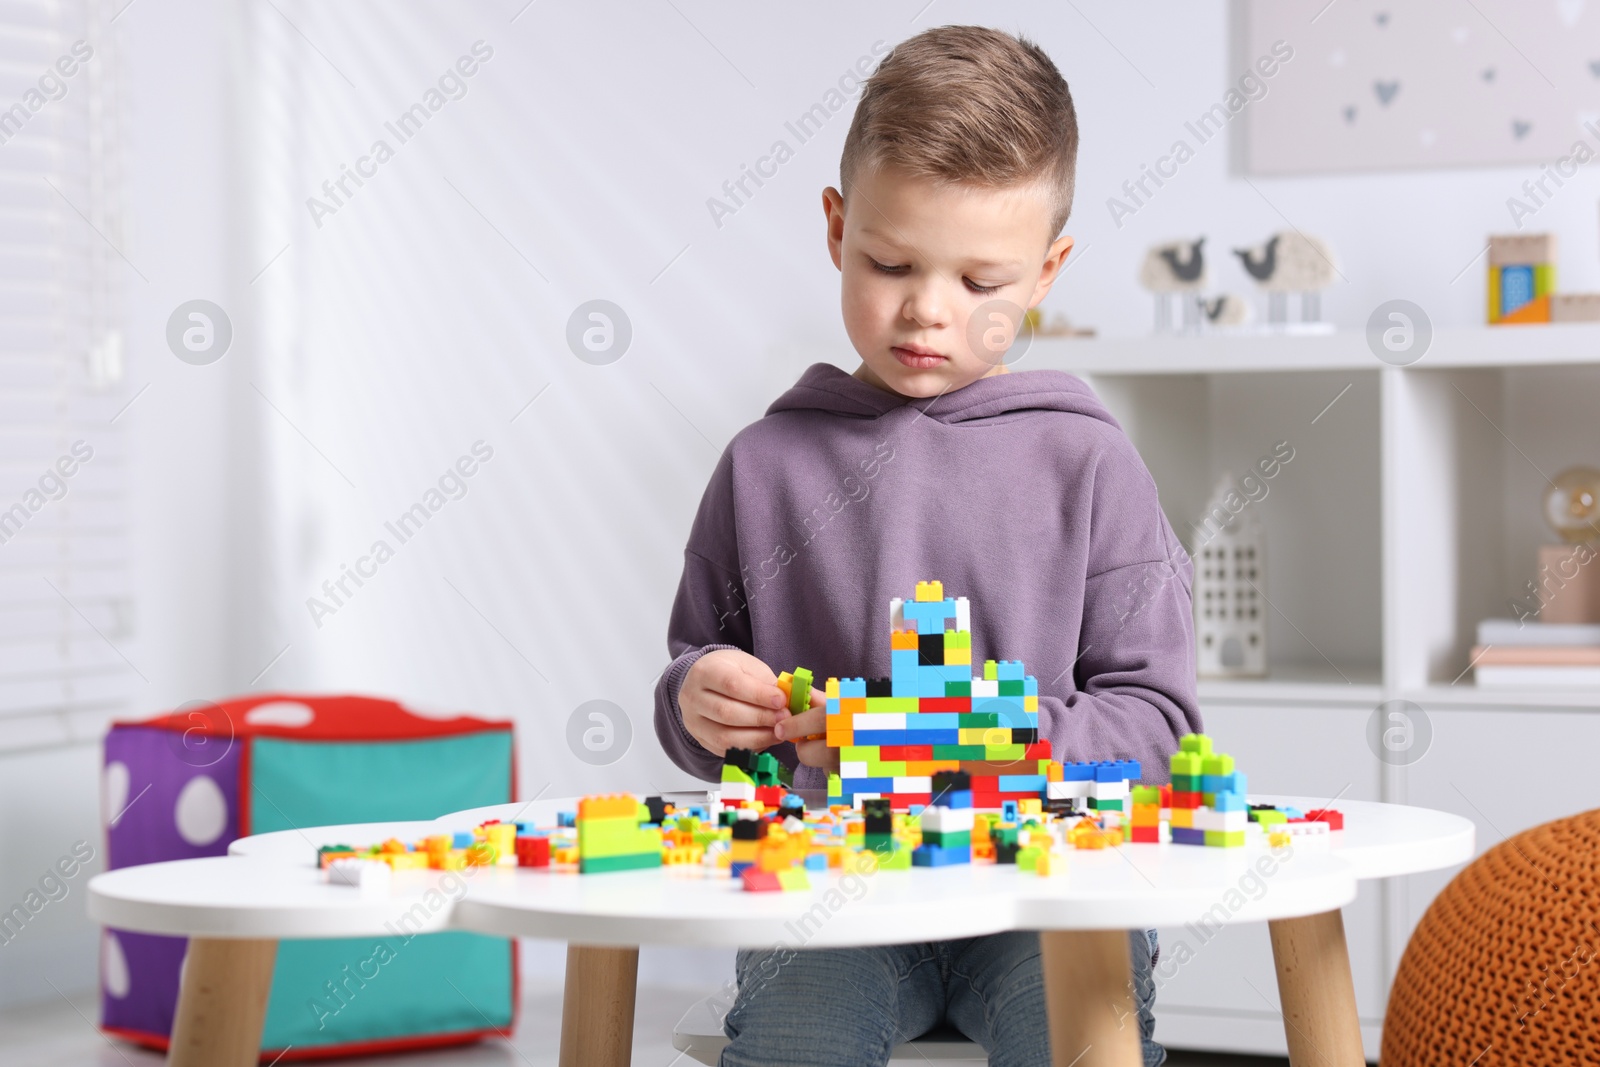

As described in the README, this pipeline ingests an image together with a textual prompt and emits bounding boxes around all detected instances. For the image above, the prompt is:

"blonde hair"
[840,25,1079,238]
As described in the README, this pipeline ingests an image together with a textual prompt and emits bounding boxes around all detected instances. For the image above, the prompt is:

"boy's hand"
[775,687,837,772]
[679,649,791,756]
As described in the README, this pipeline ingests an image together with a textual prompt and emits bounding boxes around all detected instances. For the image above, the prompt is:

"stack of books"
[1473,618,1600,688]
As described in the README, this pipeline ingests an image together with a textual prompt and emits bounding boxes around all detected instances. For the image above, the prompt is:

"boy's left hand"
[774,687,836,772]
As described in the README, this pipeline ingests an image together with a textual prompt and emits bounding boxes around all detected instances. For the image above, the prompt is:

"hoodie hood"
[766,362,1123,430]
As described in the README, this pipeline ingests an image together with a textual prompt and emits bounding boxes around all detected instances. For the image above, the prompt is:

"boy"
[654,24,1200,1067]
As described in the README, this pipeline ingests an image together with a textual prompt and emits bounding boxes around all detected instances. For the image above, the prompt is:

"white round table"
[88,793,1474,1067]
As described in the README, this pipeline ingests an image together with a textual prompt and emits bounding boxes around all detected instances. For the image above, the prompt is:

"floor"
[0,983,1295,1066]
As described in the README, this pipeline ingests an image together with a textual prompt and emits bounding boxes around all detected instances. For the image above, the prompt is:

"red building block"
[516,835,551,867]
[1304,808,1344,831]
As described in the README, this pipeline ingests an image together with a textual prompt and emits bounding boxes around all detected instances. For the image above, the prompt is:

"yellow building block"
[946,648,972,665]
[915,580,944,602]
[1170,808,1194,829]
[1024,695,1038,712]
[578,794,640,820]
[384,851,429,871]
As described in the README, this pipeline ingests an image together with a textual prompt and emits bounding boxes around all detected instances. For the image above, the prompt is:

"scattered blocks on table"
[325,858,391,893]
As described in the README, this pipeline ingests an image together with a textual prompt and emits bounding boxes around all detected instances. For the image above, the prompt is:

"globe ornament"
[1543,466,1600,544]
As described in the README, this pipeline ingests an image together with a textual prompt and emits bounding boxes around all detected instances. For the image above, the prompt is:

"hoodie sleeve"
[1047,438,1204,784]
[654,452,752,782]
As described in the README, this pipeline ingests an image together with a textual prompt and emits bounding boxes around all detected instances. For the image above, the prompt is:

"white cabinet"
[1029,325,1600,1058]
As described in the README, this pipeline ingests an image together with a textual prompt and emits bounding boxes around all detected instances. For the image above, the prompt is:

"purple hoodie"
[654,362,1202,790]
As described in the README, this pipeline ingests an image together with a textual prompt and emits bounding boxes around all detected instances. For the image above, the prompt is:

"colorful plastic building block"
[576,794,663,873]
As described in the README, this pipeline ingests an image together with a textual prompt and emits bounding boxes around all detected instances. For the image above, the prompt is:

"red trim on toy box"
[266,1025,504,1061]
[113,693,513,742]
[101,1022,505,1061]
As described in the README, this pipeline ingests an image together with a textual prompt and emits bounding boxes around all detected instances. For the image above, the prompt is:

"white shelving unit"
[1025,326,1600,1060]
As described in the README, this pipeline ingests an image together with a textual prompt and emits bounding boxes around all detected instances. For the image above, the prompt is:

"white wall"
[14,0,1600,1009]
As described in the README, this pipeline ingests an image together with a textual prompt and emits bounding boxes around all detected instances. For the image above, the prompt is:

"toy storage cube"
[99,693,516,1059]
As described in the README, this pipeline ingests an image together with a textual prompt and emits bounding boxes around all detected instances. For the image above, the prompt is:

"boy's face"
[823,163,1074,399]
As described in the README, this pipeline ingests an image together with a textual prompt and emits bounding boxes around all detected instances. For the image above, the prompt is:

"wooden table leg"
[1268,909,1366,1066]
[168,937,278,1067]
[559,944,639,1067]
[1040,930,1142,1067]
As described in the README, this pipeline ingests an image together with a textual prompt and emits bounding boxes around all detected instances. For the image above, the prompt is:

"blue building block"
[1023,677,1038,695]
[1170,828,1207,846]
[997,660,1025,681]
[999,775,1047,792]
[892,650,919,682]
[1060,762,1096,781]
[933,787,973,809]
[1002,801,1020,821]
[839,777,895,793]
[903,598,958,623]
[852,731,918,746]
[912,843,971,867]
[907,714,959,730]
[1093,762,1126,783]
[1214,790,1245,812]
[804,853,828,872]
[840,677,867,698]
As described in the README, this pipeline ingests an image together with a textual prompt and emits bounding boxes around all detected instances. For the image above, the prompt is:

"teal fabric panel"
[247,732,513,830]
[247,730,514,1050]
[261,932,513,1050]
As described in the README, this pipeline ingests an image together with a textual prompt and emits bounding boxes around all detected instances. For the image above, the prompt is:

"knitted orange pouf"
[1382,808,1600,1066]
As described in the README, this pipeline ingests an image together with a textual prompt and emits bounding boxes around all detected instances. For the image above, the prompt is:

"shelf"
[1399,685,1600,711]
[1198,664,1382,706]
[1024,323,1600,376]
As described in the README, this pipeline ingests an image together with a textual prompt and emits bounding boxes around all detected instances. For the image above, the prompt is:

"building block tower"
[576,795,663,873]
[1168,733,1247,847]
[827,581,1078,809]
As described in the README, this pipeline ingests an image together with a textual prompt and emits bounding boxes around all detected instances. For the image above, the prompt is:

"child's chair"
[672,992,989,1064]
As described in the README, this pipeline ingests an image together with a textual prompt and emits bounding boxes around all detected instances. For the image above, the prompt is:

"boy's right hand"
[679,649,790,756]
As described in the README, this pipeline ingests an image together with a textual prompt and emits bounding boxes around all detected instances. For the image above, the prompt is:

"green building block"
[579,852,663,873]
[788,667,813,714]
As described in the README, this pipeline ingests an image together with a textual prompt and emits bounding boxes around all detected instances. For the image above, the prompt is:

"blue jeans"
[722,929,1163,1067]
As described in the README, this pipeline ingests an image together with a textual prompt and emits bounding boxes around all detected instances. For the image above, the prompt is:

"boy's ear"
[822,186,846,271]
[1028,234,1075,309]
